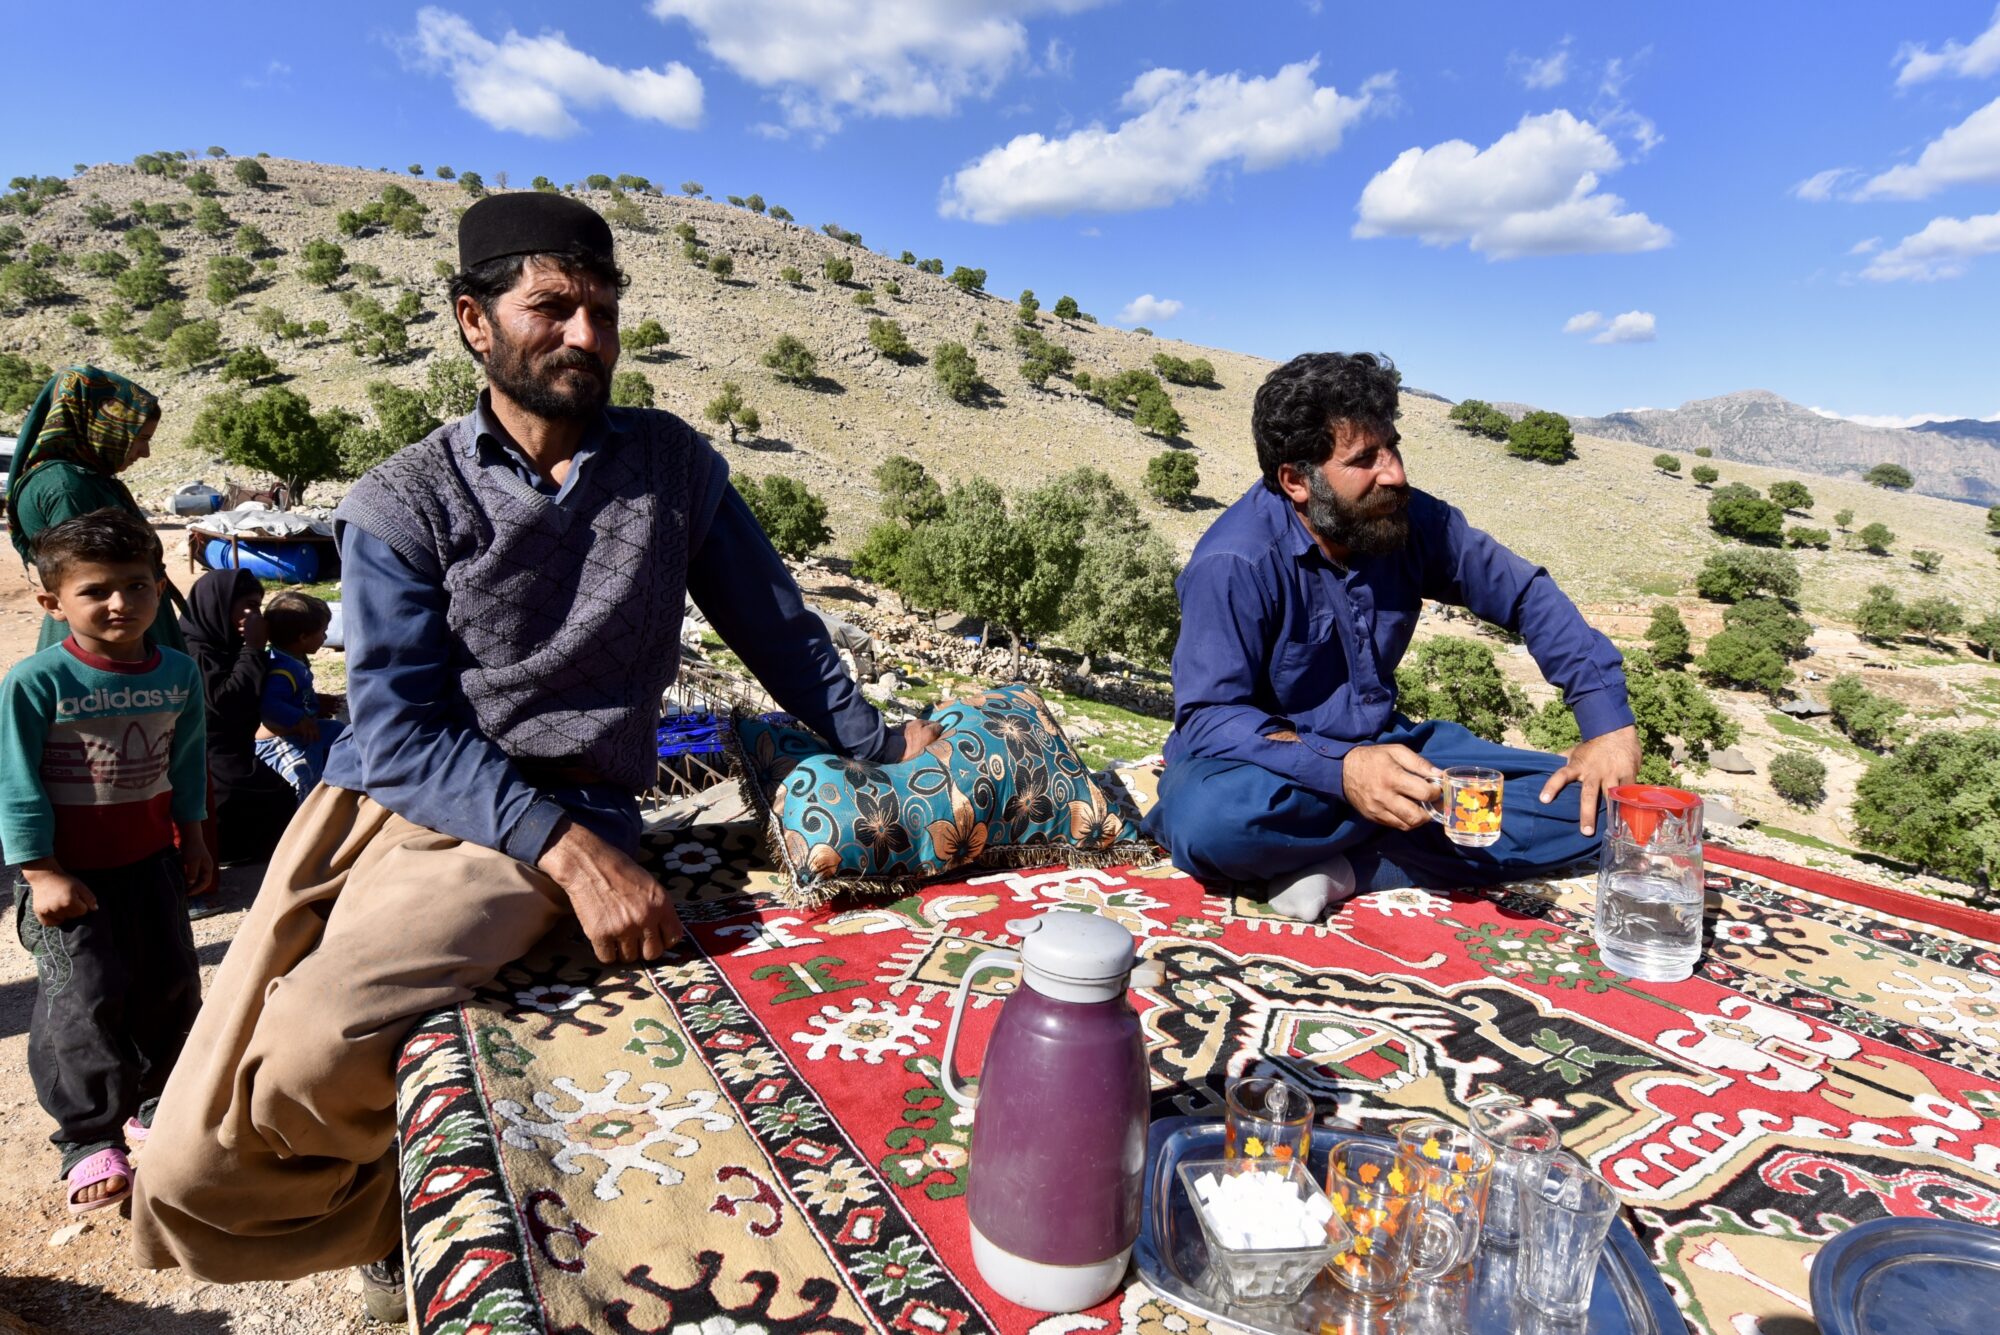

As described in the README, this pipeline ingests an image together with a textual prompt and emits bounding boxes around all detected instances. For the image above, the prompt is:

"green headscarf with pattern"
[5,365,159,566]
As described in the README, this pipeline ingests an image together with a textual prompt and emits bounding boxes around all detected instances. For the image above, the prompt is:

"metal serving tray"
[1135,1117,1683,1334]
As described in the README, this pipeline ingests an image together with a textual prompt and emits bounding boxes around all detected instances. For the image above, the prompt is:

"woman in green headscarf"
[5,365,188,653]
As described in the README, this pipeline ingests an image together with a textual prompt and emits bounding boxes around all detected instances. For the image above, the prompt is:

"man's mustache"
[543,350,606,378]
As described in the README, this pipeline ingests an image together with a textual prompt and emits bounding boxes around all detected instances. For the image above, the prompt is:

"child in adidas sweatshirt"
[0,508,211,1213]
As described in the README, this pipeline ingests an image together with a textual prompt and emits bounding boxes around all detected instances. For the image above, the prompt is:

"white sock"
[1263,854,1357,921]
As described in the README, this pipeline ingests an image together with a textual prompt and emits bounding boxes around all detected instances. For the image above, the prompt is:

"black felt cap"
[457,192,615,270]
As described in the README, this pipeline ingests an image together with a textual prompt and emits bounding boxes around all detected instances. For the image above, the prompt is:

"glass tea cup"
[1224,1075,1314,1164]
[1323,1139,1425,1303]
[1394,1118,1495,1281]
[1429,767,1503,848]
[1468,1100,1561,1249]
[1516,1151,1622,1322]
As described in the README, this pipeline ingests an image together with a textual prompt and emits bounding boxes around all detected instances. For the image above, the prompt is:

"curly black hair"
[1251,352,1402,491]
[446,246,630,361]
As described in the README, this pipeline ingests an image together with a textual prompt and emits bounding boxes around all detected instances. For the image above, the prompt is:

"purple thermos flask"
[939,913,1163,1312]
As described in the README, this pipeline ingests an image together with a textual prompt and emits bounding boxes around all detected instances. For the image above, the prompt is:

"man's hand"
[537,819,685,965]
[1539,724,1641,836]
[23,864,97,926]
[240,608,269,652]
[883,717,944,762]
[177,822,215,898]
[1341,743,1444,831]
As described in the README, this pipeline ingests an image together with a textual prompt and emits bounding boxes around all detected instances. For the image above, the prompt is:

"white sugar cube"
[1305,1194,1334,1223]
[1194,1172,1219,1204]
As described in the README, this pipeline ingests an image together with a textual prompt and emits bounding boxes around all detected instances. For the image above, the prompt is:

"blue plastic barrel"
[201,537,322,584]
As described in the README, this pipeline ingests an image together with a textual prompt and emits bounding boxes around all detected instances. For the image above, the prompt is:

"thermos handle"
[938,949,1020,1111]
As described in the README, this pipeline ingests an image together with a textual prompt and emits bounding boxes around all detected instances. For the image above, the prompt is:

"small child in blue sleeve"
[253,591,345,800]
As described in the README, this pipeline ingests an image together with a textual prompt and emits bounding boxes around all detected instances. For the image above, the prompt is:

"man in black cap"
[130,192,937,1318]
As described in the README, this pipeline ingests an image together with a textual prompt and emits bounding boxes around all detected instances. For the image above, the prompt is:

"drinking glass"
[1323,1139,1424,1303]
[1394,1118,1494,1280]
[1468,1101,1561,1249]
[1224,1075,1313,1164]
[1516,1152,1622,1321]
[1430,767,1503,847]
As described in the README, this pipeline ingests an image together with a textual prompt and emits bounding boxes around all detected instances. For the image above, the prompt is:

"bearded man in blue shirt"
[1146,352,1641,921]
[131,192,940,1322]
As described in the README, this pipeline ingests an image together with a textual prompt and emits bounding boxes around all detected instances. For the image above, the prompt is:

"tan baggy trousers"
[130,785,566,1282]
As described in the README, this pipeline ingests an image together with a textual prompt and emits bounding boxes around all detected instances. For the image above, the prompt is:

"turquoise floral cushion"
[731,684,1153,905]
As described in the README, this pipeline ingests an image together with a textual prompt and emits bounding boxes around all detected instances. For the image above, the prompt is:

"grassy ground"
[1763,711,1874,763]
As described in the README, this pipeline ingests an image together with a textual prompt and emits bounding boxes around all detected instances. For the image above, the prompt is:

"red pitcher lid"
[1608,784,1701,845]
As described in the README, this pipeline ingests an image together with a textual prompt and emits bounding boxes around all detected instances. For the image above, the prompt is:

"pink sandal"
[65,1147,134,1215]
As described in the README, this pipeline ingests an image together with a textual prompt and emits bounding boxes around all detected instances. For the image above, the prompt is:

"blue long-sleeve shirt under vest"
[1164,483,1633,802]
[321,400,891,863]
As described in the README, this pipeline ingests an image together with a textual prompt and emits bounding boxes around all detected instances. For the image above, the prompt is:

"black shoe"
[357,1252,407,1325]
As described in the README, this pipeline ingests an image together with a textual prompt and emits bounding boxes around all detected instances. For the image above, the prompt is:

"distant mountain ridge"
[1566,390,2000,504]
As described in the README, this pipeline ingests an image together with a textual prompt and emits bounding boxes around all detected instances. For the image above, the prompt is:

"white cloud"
[1352,110,1671,258]
[1590,310,1656,344]
[1118,294,1182,324]
[649,0,1103,133]
[241,59,292,91]
[941,59,1391,222]
[1861,209,2000,281]
[1855,95,2000,199]
[1848,236,1881,255]
[1512,39,1572,90]
[1792,167,1858,202]
[1809,406,1999,428]
[410,8,702,137]
[1562,311,1603,333]
[1895,6,2000,86]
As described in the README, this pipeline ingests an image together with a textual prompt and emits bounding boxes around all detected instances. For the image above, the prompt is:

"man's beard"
[484,324,609,421]
[1304,468,1410,557]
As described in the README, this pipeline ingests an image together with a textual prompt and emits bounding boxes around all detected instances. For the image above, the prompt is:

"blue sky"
[7,2,2000,421]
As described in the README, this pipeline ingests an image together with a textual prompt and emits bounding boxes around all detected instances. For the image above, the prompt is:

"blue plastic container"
[201,537,322,584]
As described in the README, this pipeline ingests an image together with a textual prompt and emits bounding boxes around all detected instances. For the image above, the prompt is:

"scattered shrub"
[1827,675,1904,748]
[1767,479,1814,512]
[193,385,345,499]
[707,253,734,279]
[1785,526,1830,549]
[0,262,65,306]
[948,265,987,294]
[1645,605,1690,665]
[233,158,268,188]
[1694,547,1800,602]
[736,475,830,559]
[932,342,983,404]
[1855,521,1896,554]
[610,370,654,408]
[702,380,758,441]
[1691,464,1720,486]
[1852,727,2000,887]
[233,223,271,255]
[625,318,669,354]
[1863,462,1914,489]
[1903,595,1963,648]
[761,334,819,385]
[874,455,945,527]
[1911,548,1943,573]
[1395,638,1528,743]
[1722,596,1811,660]
[867,318,914,361]
[1152,353,1218,388]
[1054,295,1080,320]
[1448,399,1511,440]
[779,265,803,285]
[220,346,279,384]
[822,254,854,284]
[300,238,345,287]
[1144,450,1200,506]
[1017,289,1039,323]
[1698,627,1789,697]
[1653,453,1681,474]
[205,254,254,305]
[1505,410,1574,464]
[1768,752,1826,808]
[1708,483,1785,543]
[1835,508,1854,529]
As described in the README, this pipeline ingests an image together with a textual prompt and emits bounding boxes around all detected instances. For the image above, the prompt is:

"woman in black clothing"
[180,570,298,865]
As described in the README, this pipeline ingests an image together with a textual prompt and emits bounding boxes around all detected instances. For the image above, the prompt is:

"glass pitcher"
[1593,784,1705,983]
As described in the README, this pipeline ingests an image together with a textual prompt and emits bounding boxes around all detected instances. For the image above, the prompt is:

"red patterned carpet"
[396,821,2000,1335]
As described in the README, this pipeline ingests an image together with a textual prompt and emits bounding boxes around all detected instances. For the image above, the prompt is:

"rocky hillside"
[2,157,1995,622]
[1572,390,2000,505]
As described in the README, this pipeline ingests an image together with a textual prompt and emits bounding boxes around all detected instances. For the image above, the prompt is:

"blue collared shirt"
[323,395,892,862]
[1164,483,1632,801]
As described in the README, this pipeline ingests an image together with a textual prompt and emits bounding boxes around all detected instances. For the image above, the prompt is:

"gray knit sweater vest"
[335,407,726,791]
